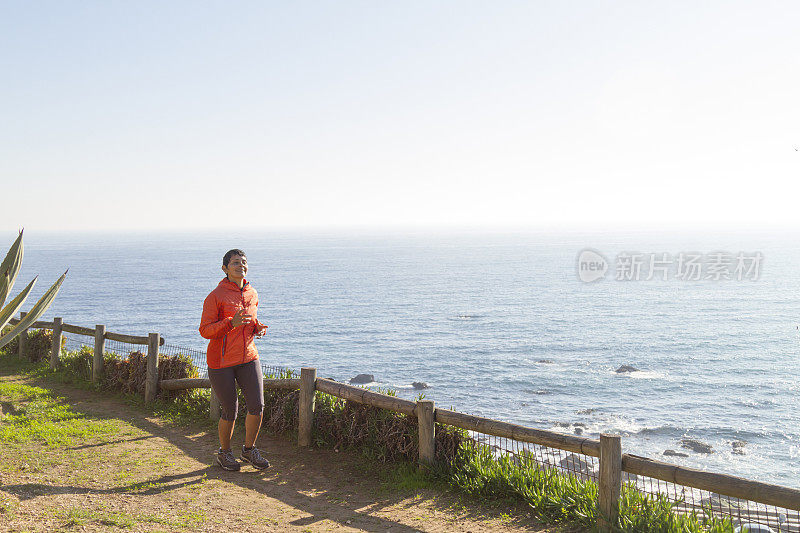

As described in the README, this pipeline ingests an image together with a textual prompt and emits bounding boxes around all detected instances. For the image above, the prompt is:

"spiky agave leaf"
[0,269,67,350]
[0,276,37,331]
[0,230,24,307]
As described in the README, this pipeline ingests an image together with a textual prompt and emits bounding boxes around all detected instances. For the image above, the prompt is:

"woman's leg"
[208,366,239,449]
[233,360,264,447]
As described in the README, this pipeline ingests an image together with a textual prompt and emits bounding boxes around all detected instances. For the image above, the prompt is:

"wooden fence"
[10,315,164,402]
[11,315,800,532]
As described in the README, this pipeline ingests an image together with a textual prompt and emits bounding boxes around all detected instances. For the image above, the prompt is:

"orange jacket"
[199,278,266,369]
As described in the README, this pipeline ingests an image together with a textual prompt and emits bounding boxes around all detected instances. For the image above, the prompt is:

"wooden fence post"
[18,312,27,359]
[417,400,436,469]
[50,317,63,369]
[598,433,622,532]
[298,367,316,447]
[209,389,221,421]
[93,324,105,382]
[144,333,160,403]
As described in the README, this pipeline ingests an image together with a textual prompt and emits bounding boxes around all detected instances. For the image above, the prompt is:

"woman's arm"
[199,293,234,339]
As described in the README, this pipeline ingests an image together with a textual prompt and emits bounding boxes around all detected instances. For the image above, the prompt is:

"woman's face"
[222,254,248,281]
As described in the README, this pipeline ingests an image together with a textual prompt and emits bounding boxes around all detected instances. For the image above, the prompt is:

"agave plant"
[0,230,67,350]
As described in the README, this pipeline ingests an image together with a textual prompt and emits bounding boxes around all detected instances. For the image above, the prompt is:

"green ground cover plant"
[437,439,737,532]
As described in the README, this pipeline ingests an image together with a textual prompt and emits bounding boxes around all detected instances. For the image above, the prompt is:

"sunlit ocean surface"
[9,229,800,488]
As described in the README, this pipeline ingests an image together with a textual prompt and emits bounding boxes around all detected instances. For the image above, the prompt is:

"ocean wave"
[625,370,667,380]
[735,398,777,409]
[635,425,686,437]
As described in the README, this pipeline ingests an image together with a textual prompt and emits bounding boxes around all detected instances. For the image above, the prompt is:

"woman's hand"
[231,308,253,328]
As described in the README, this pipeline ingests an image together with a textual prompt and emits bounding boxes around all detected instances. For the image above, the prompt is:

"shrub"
[56,347,199,399]
[103,351,198,399]
[0,327,67,363]
[58,346,93,381]
[258,384,464,465]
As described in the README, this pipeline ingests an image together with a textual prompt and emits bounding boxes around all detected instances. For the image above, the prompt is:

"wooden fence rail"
[10,315,164,393]
[163,366,800,532]
[11,318,800,531]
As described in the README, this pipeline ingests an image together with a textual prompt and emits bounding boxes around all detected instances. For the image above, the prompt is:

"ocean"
[7,229,800,489]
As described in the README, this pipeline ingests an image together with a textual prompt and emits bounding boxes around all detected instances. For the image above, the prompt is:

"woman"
[199,248,270,471]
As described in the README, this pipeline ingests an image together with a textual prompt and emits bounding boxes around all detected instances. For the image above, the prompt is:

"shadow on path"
[2,372,550,532]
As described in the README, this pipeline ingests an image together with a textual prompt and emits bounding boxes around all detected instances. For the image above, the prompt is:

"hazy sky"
[2,1,799,232]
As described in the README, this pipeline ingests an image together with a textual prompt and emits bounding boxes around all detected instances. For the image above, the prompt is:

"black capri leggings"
[208,359,264,421]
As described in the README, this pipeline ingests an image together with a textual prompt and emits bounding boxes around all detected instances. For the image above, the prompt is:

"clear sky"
[2,1,799,233]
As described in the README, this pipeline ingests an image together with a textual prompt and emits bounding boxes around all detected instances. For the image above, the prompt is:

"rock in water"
[616,365,639,373]
[349,374,375,384]
[680,438,714,454]
[412,382,429,390]
[558,454,594,480]
[663,449,689,458]
[731,440,747,455]
[559,453,591,473]
[537,359,554,364]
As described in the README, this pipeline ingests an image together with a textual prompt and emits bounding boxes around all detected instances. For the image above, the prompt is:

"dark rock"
[574,427,583,435]
[412,382,429,390]
[576,408,596,415]
[731,440,747,455]
[700,494,744,511]
[537,359,554,364]
[663,449,689,458]
[559,453,591,473]
[573,422,587,428]
[680,438,713,454]
[558,454,594,480]
[349,374,375,384]
[616,365,639,373]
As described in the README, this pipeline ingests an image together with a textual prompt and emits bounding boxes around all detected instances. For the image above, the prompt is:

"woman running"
[199,248,270,471]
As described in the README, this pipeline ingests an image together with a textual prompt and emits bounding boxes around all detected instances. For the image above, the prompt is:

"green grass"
[60,507,205,529]
[0,491,17,517]
[0,381,121,446]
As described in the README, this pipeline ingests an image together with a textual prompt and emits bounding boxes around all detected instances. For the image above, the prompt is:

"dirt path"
[0,374,566,532]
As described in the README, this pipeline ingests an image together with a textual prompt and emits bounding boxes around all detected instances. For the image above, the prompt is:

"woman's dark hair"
[223,249,246,267]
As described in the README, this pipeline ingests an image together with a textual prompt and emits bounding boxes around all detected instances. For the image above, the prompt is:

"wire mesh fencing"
[262,364,298,379]
[448,423,799,532]
[62,332,93,353]
[105,338,146,358]
[160,343,208,377]
[629,474,799,532]
[467,429,600,484]
[159,343,298,380]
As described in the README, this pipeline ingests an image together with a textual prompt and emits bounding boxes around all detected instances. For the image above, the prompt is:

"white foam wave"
[613,369,667,380]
